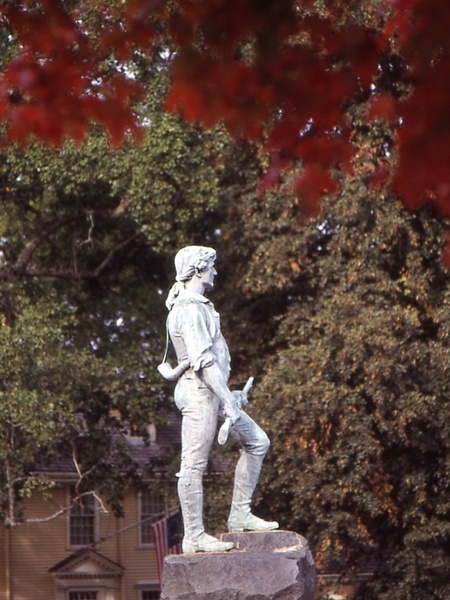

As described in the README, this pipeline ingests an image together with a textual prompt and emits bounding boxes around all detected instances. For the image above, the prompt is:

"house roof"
[35,407,182,477]
[33,405,233,478]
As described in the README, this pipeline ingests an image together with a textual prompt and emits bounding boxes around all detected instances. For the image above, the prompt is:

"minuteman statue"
[159,245,278,553]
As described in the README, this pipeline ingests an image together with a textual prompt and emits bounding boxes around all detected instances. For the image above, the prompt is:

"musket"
[217,376,254,445]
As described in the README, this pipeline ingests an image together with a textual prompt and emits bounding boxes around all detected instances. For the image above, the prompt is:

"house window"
[69,491,96,546]
[140,488,165,545]
[141,591,160,600]
[68,592,97,600]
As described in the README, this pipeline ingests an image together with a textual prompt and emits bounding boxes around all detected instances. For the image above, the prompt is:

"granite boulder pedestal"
[161,530,315,600]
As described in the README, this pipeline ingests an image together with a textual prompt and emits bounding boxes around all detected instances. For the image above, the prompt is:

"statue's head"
[174,245,216,282]
[165,245,217,310]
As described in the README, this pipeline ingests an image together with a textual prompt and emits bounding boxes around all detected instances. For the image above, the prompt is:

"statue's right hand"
[223,397,242,425]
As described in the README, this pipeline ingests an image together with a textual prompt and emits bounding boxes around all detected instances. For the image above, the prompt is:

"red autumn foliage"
[292,164,339,218]
[1,0,450,235]
[384,0,450,217]
[0,0,145,146]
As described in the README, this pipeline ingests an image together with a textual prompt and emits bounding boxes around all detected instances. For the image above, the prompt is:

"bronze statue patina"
[159,246,278,553]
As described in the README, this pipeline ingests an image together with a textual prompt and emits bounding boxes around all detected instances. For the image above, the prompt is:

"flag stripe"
[151,511,182,583]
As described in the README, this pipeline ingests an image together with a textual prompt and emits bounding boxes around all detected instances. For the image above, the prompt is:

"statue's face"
[200,263,217,291]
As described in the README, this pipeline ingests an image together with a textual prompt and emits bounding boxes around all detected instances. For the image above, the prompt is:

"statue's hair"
[174,245,216,282]
[165,245,216,310]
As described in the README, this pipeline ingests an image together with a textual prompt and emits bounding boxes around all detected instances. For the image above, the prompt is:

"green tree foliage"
[0,294,141,520]
[206,127,450,597]
[253,197,450,598]
[0,3,449,596]
[0,44,223,524]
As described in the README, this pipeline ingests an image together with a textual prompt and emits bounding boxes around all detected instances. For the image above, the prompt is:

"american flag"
[151,510,182,583]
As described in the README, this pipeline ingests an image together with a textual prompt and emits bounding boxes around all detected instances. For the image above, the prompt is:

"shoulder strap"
[161,318,170,364]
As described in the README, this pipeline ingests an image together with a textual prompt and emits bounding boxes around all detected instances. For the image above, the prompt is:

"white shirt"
[167,290,231,380]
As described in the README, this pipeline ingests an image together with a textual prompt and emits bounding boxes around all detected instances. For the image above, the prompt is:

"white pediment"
[49,549,124,579]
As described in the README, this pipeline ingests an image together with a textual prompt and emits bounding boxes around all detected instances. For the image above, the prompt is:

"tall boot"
[178,471,234,553]
[228,452,279,532]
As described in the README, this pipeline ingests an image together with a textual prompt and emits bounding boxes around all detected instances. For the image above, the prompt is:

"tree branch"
[13,215,81,275]
[24,491,108,524]
[90,232,141,278]
[0,200,141,282]
[6,233,141,280]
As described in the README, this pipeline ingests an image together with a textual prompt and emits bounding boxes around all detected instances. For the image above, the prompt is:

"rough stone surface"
[160,530,315,600]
